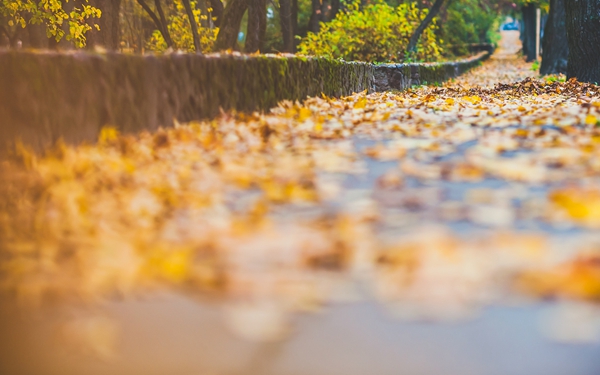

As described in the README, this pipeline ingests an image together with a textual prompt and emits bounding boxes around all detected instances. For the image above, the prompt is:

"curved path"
[2,31,600,375]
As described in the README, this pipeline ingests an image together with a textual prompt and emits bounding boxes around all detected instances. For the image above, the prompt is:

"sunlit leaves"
[4,39,600,329]
[297,0,443,62]
[0,0,100,47]
[146,0,217,52]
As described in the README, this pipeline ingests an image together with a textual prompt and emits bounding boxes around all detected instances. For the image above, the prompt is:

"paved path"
[2,32,600,364]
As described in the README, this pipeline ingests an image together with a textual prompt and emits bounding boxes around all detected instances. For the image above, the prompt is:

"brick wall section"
[0,47,491,153]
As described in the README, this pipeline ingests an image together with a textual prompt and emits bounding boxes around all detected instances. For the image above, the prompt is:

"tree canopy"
[0,0,598,83]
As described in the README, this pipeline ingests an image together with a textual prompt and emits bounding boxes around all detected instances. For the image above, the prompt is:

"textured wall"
[372,51,490,92]
[0,48,491,153]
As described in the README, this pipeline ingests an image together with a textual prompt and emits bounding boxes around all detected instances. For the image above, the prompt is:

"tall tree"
[521,3,537,62]
[292,0,298,42]
[214,0,248,50]
[540,0,568,75]
[207,0,224,26]
[280,0,294,52]
[406,0,447,55]
[135,0,174,47]
[197,0,209,28]
[154,0,173,46]
[88,0,122,50]
[330,0,341,19]
[245,0,266,52]
[26,23,48,48]
[0,25,23,48]
[181,0,202,53]
[308,0,322,33]
[565,0,600,83]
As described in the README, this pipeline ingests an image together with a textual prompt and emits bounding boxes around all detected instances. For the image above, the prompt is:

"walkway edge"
[0,49,491,153]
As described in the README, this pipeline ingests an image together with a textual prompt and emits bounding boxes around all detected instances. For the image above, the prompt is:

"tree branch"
[181,0,202,53]
[406,0,447,56]
[135,0,172,48]
[0,25,9,39]
[207,0,224,27]
[153,0,173,47]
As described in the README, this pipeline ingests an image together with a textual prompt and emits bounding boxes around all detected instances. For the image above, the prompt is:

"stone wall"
[0,48,491,153]
[372,51,490,92]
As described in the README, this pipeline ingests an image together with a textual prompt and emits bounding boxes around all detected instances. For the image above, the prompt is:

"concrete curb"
[0,47,492,153]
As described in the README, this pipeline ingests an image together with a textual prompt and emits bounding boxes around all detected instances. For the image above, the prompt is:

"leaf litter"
[3,41,600,344]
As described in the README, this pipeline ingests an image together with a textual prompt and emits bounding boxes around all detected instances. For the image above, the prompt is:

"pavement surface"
[2,31,600,375]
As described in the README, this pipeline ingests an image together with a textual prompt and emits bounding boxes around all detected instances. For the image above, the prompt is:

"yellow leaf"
[463,95,482,105]
[354,97,367,109]
[146,246,192,283]
[297,107,312,122]
[585,114,597,125]
[99,127,119,144]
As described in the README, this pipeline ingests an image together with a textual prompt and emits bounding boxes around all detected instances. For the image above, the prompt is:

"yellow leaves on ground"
[353,96,368,109]
[517,254,600,301]
[4,40,600,321]
[296,107,312,122]
[549,188,600,228]
[585,114,598,126]
[462,95,482,105]
[145,245,192,283]
[98,127,119,145]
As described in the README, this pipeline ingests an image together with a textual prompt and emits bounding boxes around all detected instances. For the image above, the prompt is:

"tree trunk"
[406,0,447,55]
[292,0,298,46]
[207,0,224,27]
[87,0,122,50]
[308,0,322,33]
[0,26,25,48]
[280,0,294,52]
[320,0,328,22]
[540,0,568,75]
[520,11,527,54]
[330,0,341,20]
[22,14,48,49]
[565,0,600,83]
[215,0,248,50]
[7,29,21,49]
[26,24,47,48]
[245,0,266,52]
[521,4,537,62]
[136,0,173,48]
[0,27,8,47]
[197,0,209,28]
[181,0,202,53]
[154,0,174,47]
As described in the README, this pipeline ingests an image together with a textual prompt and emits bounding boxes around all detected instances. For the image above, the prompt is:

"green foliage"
[438,0,500,57]
[297,0,443,63]
[264,5,282,52]
[0,0,101,47]
[545,74,566,83]
[146,0,217,52]
[514,0,549,8]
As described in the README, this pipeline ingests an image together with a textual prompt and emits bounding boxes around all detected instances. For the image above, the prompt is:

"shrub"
[297,0,443,63]
[438,0,500,57]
